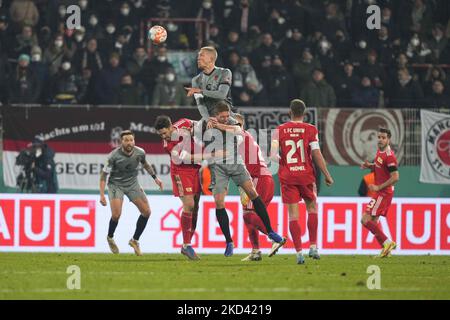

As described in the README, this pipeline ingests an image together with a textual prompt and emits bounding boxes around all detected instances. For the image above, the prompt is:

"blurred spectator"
[115,74,142,105]
[319,2,348,41]
[371,25,395,65]
[350,38,371,65]
[267,56,294,107]
[359,50,387,91]
[29,45,49,101]
[9,0,39,30]
[152,68,190,106]
[117,2,138,31]
[226,0,260,36]
[232,55,267,106]
[407,0,433,36]
[140,46,174,100]
[316,36,339,82]
[389,68,424,108]
[125,46,148,78]
[251,33,280,74]
[333,62,361,107]
[223,30,244,57]
[0,50,11,103]
[423,65,448,95]
[352,77,380,108]
[0,14,14,56]
[427,24,448,63]
[44,33,70,76]
[13,24,38,56]
[425,80,450,108]
[300,68,336,108]
[95,52,126,104]
[279,28,307,70]
[267,8,289,42]
[332,29,352,63]
[406,33,432,63]
[50,59,83,104]
[74,38,103,76]
[226,50,240,71]
[9,54,41,104]
[292,48,322,91]
[85,12,104,41]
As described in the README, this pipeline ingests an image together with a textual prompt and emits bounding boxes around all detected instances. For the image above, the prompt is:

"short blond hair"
[200,46,218,62]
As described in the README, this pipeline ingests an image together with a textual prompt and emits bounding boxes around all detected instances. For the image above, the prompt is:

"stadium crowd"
[1,0,450,108]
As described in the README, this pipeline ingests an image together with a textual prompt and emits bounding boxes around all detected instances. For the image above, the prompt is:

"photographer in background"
[16,138,58,193]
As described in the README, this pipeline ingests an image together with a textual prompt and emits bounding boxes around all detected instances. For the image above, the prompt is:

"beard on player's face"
[121,139,135,152]
[377,135,389,150]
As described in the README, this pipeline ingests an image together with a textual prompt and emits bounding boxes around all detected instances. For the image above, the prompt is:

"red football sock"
[307,212,318,245]
[364,220,388,246]
[244,213,259,249]
[289,219,303,252]
[181,212,193,245]
[244,212,268,234]
[190,210,198,242]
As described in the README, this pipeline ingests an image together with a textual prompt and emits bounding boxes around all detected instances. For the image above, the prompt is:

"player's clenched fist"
[361,160,372,169]
[100,195,107,206]
[325,175,334,186]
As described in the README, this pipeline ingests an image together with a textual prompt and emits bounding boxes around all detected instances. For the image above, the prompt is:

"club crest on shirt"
[376,157,383,165]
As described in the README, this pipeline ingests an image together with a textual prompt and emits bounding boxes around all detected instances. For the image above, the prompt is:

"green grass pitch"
[0,253,449,299]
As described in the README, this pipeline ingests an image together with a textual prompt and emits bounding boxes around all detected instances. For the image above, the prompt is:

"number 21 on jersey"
[285,139,305,164]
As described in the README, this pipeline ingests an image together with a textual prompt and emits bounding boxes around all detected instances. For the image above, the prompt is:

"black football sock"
[216,208,233,243]
[251,196,274,233]
[133,215,149,241]
[108,218,118,238]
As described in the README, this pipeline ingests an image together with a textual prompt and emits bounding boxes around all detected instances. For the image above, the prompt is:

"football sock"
[251,197,274,233]
[191,203,199,241]
[244,212,268,234]
[289,219,303,252]
[181,212,193,245]
[364,220,388,246]
[243,213,260,249]
[307,212,318,246]
[108,218,118,238]
[216,208,233,243]
[133,215,149,241]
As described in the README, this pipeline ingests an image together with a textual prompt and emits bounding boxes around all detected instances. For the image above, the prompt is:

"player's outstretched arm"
[99,171,108,206]
[212,122,242,135]
[143,161,163,190]
[312,149,334,186]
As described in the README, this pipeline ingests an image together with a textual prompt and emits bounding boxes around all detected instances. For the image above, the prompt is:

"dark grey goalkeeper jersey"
[103,146,146,187]
[191,67,233,117]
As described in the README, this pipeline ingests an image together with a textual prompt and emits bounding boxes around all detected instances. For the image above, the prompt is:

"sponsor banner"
[322,109,405,165]
[420,110,450,184]
[1,107,201,190]
[3,152,172,190]
[1,194,449,255]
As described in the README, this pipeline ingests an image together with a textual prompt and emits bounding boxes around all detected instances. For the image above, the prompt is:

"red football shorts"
[281,183,317,204]
[243,175,274,211]
[171,170,200,197]
[365,193,393,217]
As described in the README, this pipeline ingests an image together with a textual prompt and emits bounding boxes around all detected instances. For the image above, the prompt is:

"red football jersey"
[374,147,398,195]
[239,130,271,178]
[163,118,200,173]
[275,121,318,185]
